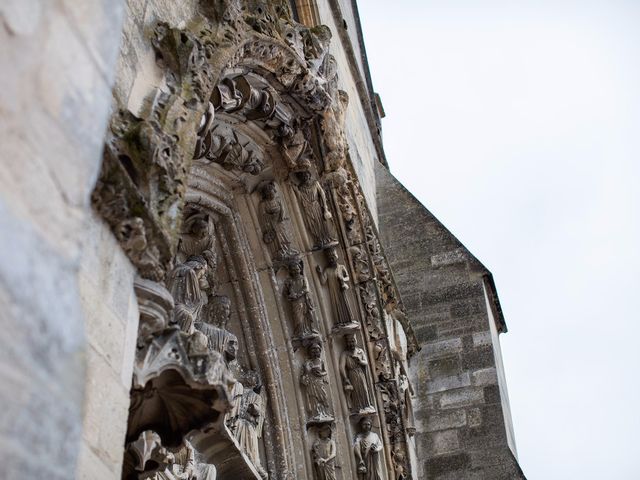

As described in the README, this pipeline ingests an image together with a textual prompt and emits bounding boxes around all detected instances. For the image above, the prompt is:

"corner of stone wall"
[0,1,126,478]
[375,163,526,480]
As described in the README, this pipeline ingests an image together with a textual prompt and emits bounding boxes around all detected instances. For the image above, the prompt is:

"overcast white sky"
[358,1,640,478]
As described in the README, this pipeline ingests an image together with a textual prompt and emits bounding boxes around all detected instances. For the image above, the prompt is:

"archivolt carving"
[316,247,359,333]
[300,342,333,424]
[311,424,336,480]
[257,180,298,263]
[195,122,265,175]
[293,168,337,250]
[124,431,217,480]
[353,417,384,480]
[340,334,375,415]
[283,257,320,342]
[229,383,268,478]
[92,1,420,478]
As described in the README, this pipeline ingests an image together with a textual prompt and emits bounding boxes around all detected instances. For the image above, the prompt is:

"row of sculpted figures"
[204,64,416,477]
[123,209,269,480]
[251,160,407,480]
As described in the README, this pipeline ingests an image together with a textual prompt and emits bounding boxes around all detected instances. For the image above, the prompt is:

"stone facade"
[376,165,525,479]
[0,1,524,479]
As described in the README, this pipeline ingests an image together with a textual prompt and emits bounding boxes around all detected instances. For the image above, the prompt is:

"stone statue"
[207,294,231,329]
[212,76,244,112]
[294,168,336,250]
[115,217,163,281]
[349,245,370,283]
[283,258,319,339]
[168,255,209,333]
[353,417,384,480]
[258,180,295,261]
[301,342,332,422]
[177,210,218,294]
[194,320,238,366]
[177,211,215,263]
[279,123,308,170]
[161,439,197,480]
[392,448,408,480]
[311,424,337,480]
[316,247,358,331]
[233,385,268,478]
[126,431,217,480]
[340,334,375,415]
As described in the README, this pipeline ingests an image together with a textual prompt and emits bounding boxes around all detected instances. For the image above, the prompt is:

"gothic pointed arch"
[92,1,418,478]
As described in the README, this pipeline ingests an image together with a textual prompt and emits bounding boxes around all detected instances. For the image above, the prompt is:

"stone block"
[82,347,130,473]
[423,338,463,359]
[430,248,466,267]
[472,367,498,386]
[415,323,438,342]
[426,372,471,394]
[438,322,481,339]
[422,281,483,307]
[120,291,139,389]
[434,470,484,480]
[60,0,125,80]
[425,452,471,478]
[427,355,462,379]
[450,299,485,319]
[460,421,506,452]
[462,345,495,371]
[484,385,502,404]
[439,387,484,409]
[472,331,492,347]
[426,409,467,432]
[467,408,482,428]
[428,429,460,456]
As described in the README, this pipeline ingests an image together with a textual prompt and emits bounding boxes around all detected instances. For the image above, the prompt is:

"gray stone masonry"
[375,163,526,480]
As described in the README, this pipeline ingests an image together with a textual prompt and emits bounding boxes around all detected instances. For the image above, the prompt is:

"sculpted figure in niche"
[194,320,238,366]
[312,424,337,480]
[283,258,319,339]
[126,432,216,480]
[340,334,375,415]
[212,76,244,112]
[316,247,358,331]
[294,166,337,250]
[392,448,408,480]
[178,210,218,292]
[178,211,216,263]
[301,342,332,422]
[353,417,384,480]
[349,245,371,283]
[207,294,231,329]
[258,180,295,261]
[168,255,209,333]
[278,122,308,170]
[233,384,268,478]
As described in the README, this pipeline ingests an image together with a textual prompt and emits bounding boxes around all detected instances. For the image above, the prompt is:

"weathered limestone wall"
[75,214,139,479]
[0,1,124,478]
[375,164,525,480]
[74,0,205,477]
[115,0,200,113]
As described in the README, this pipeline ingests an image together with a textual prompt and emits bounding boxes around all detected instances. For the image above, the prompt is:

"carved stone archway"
[92,2,418,479]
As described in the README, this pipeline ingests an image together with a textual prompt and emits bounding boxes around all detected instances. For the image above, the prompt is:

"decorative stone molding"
[92,1,419,477]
